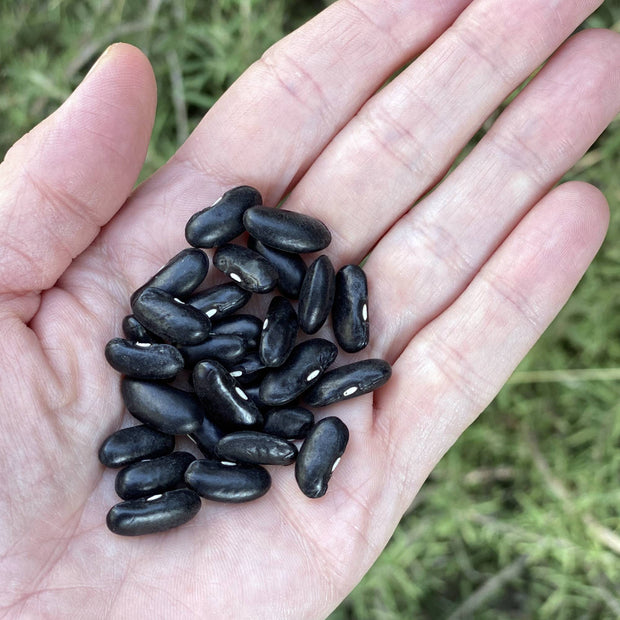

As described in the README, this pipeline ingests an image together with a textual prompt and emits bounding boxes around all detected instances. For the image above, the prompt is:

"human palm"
[1,0,619,617]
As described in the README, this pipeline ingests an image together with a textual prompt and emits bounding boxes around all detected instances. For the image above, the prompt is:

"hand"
[1,1,618,617]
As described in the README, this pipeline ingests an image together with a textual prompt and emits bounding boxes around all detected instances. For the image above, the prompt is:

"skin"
[0,0,619,617]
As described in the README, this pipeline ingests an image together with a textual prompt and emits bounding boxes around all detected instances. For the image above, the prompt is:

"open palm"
[1,0,619,617]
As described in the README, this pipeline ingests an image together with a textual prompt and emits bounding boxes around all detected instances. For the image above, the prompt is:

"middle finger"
[285,0,602,263]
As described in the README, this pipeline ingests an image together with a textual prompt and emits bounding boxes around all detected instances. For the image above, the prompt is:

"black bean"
[303,359,392,406]
[243,207,331,253]
[121,378,204,435]
[247,237,307,298]
[186,283,251,320]
[115,452,196,500]
[213,244,278,293]
[259,338,338,406]
[185,185,262,248]
[193,360,263,430]
[298,255,335,334]
[105,338,184,380]
[177,334,247,367]
[295,417,349,499]
[98,425,175,468]
[209,314,263,349]
[106,488,202,536]
[228,352,267,385]
[215,431,297,466]
[332,265,369,353]
[242,383,270,411]
[130,248,209,306]
[122,314,158,343]
[188,416,226,459]
[262,407,314,440]
[258,296,298,367]
[131,287,211,346]
[184,460,271,503]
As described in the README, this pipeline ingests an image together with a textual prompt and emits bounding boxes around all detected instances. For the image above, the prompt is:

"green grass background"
[1,1,619,617]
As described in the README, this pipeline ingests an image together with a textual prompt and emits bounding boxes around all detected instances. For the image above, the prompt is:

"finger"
[282,0,604,263]
[366,28,620,361]
[376,180,609,517]
[73,0,474,299]
[0,43,156,301]
[172,0,474,201]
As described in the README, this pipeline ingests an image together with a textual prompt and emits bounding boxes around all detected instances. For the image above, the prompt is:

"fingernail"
[85,44,115,78]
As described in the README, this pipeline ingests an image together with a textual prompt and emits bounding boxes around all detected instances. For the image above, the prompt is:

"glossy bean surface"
[193,360,263,429]
[259,338,338,406]
[332,264,369,353]
[243,207,331,253]
[242,383,269,411]
[122,315,158,343]
[188,416,226,459]
[121,378,204,435]
[98,425,175,468]
[295,416,349,499]
[185,185,262,248]
[215,431,297,465]
[131,287,211,346]
[303,359,392,406]
[105,338,184,380]
[115,451,196,500]
[187,283,251,320]
[247,237,306,298]
[262,407,314,440]
[130,248,209,305]
[259,296,298,367]
[209,314,263,349]
[213,244,278,293]
[185,460,271,503]
[106,488,202,536]
[178,334,247,367]
[298,255,335,334]
[228,352,267,385]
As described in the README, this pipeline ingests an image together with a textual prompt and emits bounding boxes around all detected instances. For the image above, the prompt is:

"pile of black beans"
[99,186,392,536]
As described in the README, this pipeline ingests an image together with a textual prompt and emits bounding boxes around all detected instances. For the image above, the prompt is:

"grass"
[1,1,619,617]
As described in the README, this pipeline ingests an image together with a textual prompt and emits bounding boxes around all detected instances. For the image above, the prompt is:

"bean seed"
[262,407,314,440]
[247,237,307,298]
[115,451,196,500]
[104,338,184,380]
[187,282,251,319]
[193,360,263,429]
[130,248,209,305]
[295,416,349,498]
[185,459,271,503]
[209,314,263,349]
[303,359,392,406]
[131,287,211,346]
[178,334,247,367]
[298,255,335,334]
[259,338,338,406]
[213,244,278,293]
[121,378,204,435]
[215,431,297,465]
[332,264,369,353]
[121,314,158,343]
[259,296,298,367]
[243,207,331,253]
[98,425,175,468]
[185,185,262,248]
[106,488,202,536]
[188,416,226,459]
[227,352,267,385]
